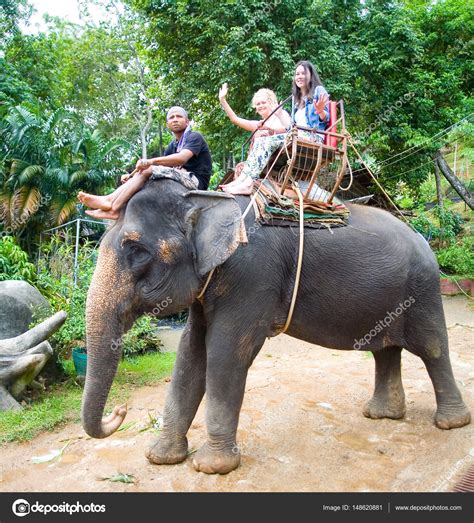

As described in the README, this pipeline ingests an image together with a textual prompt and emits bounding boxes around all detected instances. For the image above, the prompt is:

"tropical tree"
[0,102,130,244]
[128,0,473,192]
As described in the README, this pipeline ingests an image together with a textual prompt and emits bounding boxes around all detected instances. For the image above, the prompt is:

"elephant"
[81,169,471,475]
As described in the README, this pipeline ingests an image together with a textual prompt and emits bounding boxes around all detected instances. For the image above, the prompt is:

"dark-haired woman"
[292,60,330,142]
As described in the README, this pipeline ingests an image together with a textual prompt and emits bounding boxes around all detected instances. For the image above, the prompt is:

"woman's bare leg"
[221,175,253,195]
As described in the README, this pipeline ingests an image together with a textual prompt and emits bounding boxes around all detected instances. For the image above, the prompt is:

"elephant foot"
[435,403,471,430]
[363,397,406,420]
[192,442,241,474]
[146,435,188,465]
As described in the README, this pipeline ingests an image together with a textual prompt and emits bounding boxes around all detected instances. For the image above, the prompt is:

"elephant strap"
[281,183,305,334]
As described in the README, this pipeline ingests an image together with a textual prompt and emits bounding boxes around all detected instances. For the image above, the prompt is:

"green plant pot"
[72,347,87,376]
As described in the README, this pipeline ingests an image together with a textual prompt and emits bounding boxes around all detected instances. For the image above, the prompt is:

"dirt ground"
[1,296,472,493]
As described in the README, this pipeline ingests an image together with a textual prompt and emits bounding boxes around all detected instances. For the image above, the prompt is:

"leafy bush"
[122,315,162,358]
[436,238,474,278]
[433,205,464,243]
[395,181,415,210]
[208,162,225,191]
[0,236,37,283]
[410,210,442,242]
[409,205,464,245]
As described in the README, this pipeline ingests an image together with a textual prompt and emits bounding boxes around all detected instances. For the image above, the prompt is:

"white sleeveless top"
[294,107,307,127]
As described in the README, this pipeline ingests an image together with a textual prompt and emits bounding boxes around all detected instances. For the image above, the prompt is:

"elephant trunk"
[81,332,126,439]
[81,245,132,439]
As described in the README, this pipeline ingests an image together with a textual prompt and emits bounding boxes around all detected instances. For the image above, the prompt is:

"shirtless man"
[78,106,212,219]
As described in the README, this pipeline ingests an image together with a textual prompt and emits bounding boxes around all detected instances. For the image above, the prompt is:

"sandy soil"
[0,296,472,493]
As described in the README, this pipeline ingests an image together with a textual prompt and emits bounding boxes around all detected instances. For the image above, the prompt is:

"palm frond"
[6,105,40,145]
[9,158,31,176]
[46,167,69,188]
[17,164,45,185]
[69,170,88,187]
[98,138,132,160]
[44,108,75,134]
[50,196,78,225]
[12,186,42,225]
[0,189,15,226]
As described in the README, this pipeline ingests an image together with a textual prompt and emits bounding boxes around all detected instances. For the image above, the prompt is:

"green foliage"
[436,237,474,278]
[208,162,226,191]
[0,235,36,283]
[0,352,176,444]
[433,205,464,243]
[122,315,163,358]
[36,237,96,357]
[394,181,416,209]
[409,210,442,242]
[0,102,130,242]
[410,204,464,245]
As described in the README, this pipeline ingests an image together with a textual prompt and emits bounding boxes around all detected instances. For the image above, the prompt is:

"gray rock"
[0,281,51,340]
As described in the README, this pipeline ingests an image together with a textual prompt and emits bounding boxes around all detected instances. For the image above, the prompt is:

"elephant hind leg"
[420,351,471,430]
[363,347,406,420]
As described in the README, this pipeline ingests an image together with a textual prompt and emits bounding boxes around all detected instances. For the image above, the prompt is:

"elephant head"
[81,177,244,438]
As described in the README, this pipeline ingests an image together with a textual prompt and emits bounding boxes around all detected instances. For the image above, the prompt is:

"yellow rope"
[282,183,305,333]
[197,268,215,300]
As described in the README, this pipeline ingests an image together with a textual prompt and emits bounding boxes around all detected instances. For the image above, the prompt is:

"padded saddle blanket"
[253,179,350,228]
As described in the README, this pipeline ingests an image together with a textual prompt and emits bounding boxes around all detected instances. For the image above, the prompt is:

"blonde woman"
[219,83,291,194]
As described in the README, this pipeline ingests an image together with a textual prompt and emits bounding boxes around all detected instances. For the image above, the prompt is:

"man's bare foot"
[77,191,113,211]
[85,209,119,220]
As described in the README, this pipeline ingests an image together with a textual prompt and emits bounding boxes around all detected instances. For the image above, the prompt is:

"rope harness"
[281,183,305,334]
[197,182,307,333]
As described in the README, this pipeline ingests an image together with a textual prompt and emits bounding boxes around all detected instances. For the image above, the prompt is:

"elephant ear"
[184,190,246,276]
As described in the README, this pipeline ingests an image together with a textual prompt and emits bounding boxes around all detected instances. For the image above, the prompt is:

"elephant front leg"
[363,347,406,420]
[147,303,206,465]
[193,328,264,475]
[192,360,247,475]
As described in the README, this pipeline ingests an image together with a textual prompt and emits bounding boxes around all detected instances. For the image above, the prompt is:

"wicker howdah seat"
[238,99,351,228]
[260,99,349,204]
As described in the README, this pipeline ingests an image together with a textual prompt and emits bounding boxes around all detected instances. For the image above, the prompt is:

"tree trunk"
[435,152,473,210]
[158,121,163,155]
[433,159,443,208]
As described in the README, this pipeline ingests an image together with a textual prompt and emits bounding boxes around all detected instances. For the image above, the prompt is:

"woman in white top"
[219,84,291,194]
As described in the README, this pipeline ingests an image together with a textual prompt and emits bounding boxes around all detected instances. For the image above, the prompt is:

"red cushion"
[325,101,338,148]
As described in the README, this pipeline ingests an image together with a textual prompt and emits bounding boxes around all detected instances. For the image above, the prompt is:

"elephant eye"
[124,241,152,269]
